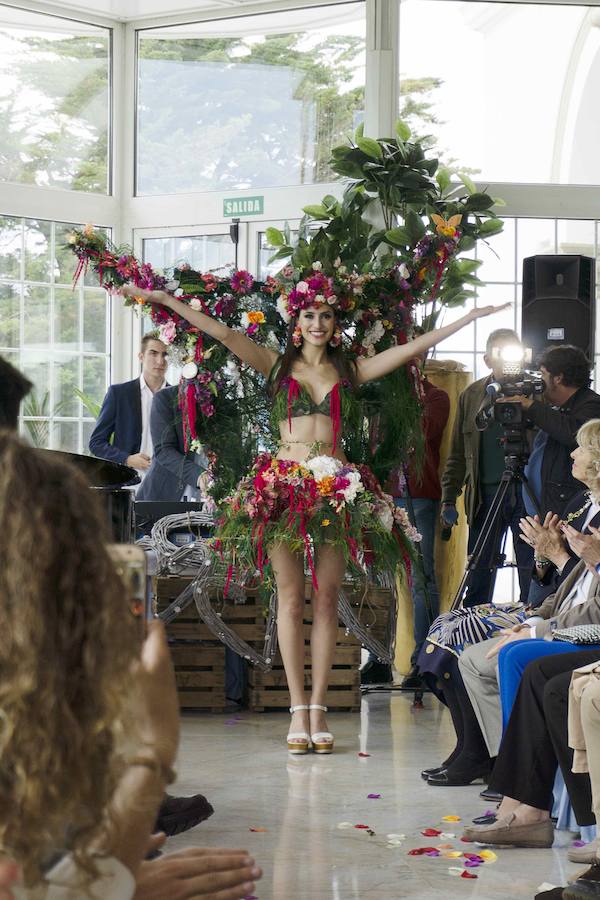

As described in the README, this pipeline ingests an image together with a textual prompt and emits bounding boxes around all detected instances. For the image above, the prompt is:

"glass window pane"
[557,219,596,257]
[24,219,53,282]
[516,219,556,282]
[55,288,81,351]
[429,298,475,355]
[136,3,365,195]
[0,283,21,348]
[143,234,234,272]
[399,1,600,185]
[83,289,108,353]
[0,216,22,279]
[474,283,518,353]
[476,218,516,284]
[0,215,110,451]
[54,356,80,417]
[23,285,50,347]
[52,420,80,453]
[0,7,110,194]
[83,355,108,407]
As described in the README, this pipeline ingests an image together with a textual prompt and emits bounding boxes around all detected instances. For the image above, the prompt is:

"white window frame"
[2,0,600,387]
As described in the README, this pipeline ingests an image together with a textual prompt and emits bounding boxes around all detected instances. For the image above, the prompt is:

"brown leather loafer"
[462,813,554,848]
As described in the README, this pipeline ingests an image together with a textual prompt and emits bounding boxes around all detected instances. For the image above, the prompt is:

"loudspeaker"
[522,255,595,361]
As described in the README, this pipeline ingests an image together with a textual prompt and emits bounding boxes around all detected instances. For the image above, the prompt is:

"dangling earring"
[292,324,303,348]
[329,326,342,348]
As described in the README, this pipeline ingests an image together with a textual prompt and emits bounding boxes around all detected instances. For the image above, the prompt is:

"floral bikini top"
[268,364,355,452]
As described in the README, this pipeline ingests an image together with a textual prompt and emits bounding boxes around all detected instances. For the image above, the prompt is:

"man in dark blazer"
[136,385,208,501]
[89,334,168,473]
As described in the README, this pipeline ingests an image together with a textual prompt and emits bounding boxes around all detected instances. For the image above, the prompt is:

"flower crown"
[277,262,357,324]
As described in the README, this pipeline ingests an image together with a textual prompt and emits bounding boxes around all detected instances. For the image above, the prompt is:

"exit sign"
[223,196,264,217]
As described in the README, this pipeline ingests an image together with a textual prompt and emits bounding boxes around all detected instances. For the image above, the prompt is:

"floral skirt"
[212,452,420,595]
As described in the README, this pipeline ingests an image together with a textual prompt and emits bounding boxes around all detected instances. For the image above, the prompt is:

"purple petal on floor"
[572,840,586,847]
[367,793,381,799]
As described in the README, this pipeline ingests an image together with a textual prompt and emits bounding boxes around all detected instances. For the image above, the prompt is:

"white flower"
[306,455,342,480]
[374,499,394,532]
[398,263,410,279]
[225,359,241,384]
[363,320,385,347]
[312,261,322,271]
[277,295,291,324]
[365,344,376,357]
[165,280,180,291]
[296,281,309,294]
[339,470,364,503]
[174,288,183,297]
[240,312,250,328]
[189,297,202,310]
[334,257,341,268]
[265,330,280,350]
[314,294,325,304]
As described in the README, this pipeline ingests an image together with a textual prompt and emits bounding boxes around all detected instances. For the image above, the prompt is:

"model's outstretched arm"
[355,304,511,384]
[121,286,279,377]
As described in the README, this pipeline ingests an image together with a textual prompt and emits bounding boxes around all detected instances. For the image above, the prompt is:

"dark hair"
[0,357,32,429]
[140,331,165,353]
[269,315,357,396]
[485,328,519,356]
[538,345,591,388]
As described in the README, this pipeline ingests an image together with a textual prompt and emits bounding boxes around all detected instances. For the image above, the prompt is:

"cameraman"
[440,329,534,607]
[517,345,600,520]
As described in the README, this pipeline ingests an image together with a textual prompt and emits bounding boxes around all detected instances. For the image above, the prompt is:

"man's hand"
[562,523,600,568]
[485,628,532,659]
[134,847,262,900]
[519,512,568,566]
[440,502,457,528]
[127,452,152,470]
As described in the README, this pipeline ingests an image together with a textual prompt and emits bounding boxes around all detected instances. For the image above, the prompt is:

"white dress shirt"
[138,373,168,480]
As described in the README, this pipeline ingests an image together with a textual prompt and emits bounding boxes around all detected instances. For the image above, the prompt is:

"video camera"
[475,344,544,469]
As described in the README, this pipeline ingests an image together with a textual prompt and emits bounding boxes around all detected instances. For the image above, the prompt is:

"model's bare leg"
[269,543,308,741]
[309,544,346,737]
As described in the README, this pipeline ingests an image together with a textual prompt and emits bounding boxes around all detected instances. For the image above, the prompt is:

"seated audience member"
[136,386,208,502]
[462,648,600,848]
[0,431,261,899]
[419,420,600,786]
[89,334,168,478]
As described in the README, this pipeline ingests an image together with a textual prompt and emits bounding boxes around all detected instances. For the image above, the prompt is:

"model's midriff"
[275,412,348,464]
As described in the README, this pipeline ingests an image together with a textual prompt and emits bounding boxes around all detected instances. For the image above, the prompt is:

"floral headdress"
[276,261,363,325]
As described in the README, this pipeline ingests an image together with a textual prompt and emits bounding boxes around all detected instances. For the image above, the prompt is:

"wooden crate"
[342,583,395,646]
[170,644,226,712]
[247,642,360,711]
[155,575,266,644]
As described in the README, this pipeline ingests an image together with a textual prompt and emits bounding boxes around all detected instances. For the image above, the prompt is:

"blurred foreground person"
[0,431,261,900]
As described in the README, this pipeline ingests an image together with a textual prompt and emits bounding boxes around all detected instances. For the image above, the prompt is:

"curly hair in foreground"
[577,419,600,502]
[0,431,138,887]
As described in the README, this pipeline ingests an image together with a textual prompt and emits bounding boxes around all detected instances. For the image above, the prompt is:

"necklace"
[562,492,593,526]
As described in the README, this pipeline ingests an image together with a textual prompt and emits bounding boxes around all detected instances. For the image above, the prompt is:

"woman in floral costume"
[123,278,506,754]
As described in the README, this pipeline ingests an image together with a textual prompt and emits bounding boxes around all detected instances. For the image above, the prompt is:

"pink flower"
[200,401,215,417]
[158,319,177,344]
[231,270,254,294]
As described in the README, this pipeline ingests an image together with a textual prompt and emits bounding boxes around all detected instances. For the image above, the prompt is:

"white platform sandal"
[309,704,334,754]
[287,704,311,754]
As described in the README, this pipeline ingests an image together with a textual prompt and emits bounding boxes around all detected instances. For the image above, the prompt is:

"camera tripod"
[450,449,541,611]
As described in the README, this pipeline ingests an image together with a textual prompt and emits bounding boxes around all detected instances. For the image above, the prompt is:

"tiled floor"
[169,690,584,899]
